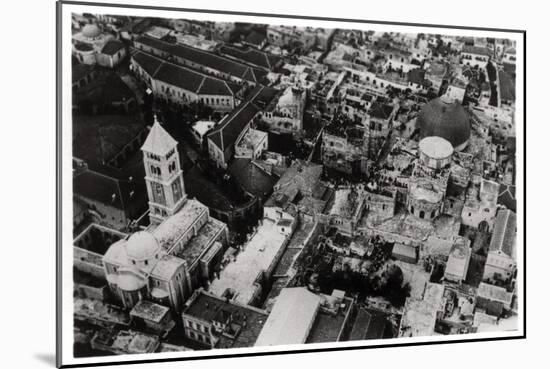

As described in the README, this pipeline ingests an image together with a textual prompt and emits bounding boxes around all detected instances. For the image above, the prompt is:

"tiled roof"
[219,44,281,70]
[229,159,276,198]
[101,39,125,56]
[207,85,278,151]
[135,35,267,83]
[244,30,266,47]
[489,209,516,257]
[73,169,137,210]
[132,51,243,97]
[498,184,516,212]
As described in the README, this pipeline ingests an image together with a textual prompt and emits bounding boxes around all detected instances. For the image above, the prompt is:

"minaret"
[141,115,187,225]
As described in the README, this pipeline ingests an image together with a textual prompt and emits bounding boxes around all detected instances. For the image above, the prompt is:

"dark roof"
[229,159,276,198]
[489,209,516,257]
[408,68,429,86]
[208,102,259,151]
[244,30,266,47]
[368,102,395,120]
[75,72,135,106]
[73,169,138,210]
[349,308,387,341]
[132,51,243,97]
[498,184,516,212]
[74,42,94,52]
[498,69,515,102]
[73,63,95,83]
[417,98,471,148]
[183,291,268,349]
[101,40,125,56]
[207,86,278,151]
[135,36,266,83]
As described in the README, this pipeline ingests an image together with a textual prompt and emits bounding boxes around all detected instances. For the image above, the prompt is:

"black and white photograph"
[54,1,526,367]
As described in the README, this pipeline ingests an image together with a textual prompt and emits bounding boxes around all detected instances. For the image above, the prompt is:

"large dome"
[417,98,470,150]
[81,23,101,39]
[126,231,160,262]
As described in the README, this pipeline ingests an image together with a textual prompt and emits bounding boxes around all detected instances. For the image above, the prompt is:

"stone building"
[406,137,453,221]
[72,23,126,68]
[102,120,229,313]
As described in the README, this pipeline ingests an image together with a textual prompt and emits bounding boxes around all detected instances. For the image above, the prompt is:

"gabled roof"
[489,209,516,257]
[134,35,267,83]
[73,169,136,210]
[219,45,281,71]
[207,85,278,152]
[498,184,516,212]
[141,120,178,155]
[244,30,267,47]
[132,51,243,97]
[101,40,125,56]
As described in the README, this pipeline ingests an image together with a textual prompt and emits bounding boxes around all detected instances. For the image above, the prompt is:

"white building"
[262,86,307,132]
[234,128,268,160]
[72,23,126,68]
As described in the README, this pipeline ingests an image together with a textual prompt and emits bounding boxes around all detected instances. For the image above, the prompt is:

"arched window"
[431,210,436,219]
[419,210,425,219]
[410,205,415,214]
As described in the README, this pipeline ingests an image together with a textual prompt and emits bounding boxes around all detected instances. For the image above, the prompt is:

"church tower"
[141,116,187,225]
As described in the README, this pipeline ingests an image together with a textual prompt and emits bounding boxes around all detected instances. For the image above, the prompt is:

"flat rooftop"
[172,217,225,269]
[399,283,445,338]
[208,218,287,305]
[130,300,170,323]
[74,297,130,326]
[152,199,208,248]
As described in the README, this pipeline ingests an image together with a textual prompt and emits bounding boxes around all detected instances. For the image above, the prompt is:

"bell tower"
[141,116,187,225]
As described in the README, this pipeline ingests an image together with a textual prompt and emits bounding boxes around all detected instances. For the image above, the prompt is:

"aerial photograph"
[70,12,519,358]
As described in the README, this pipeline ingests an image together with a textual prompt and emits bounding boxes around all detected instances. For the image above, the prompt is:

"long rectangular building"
[134,35,267,84]
[130,50,246,112]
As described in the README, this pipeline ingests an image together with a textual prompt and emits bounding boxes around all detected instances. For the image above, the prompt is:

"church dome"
[82,23,101,39]
[417,98,470,150]
[126,231,160,262]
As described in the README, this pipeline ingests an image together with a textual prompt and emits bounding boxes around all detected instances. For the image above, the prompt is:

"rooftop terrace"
[208,218,287,305]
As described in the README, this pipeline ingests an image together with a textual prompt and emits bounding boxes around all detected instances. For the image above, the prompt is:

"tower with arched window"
[141,116,187,225]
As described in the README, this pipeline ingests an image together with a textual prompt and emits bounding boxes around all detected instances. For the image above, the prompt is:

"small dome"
[82,23,101,39]
[417,98,470,150]
[126,231,160,261]
[419,136,454,160]
[116,270,147,291]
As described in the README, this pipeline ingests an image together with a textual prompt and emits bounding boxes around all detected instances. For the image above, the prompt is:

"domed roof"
[116,270,147,291]
[419,136,454,160]
[417,98,470,149]
[126,231,160,261]
[82,23,101,38]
